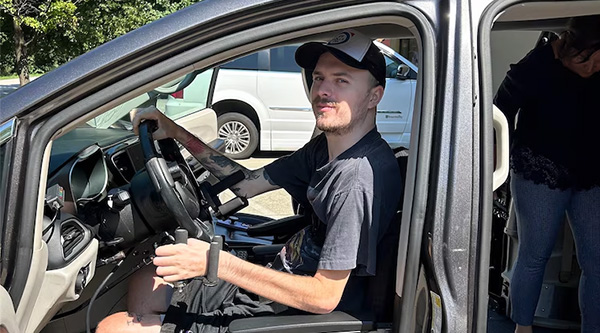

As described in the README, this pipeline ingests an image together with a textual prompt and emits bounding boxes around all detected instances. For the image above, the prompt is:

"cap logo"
[327,31,355,45]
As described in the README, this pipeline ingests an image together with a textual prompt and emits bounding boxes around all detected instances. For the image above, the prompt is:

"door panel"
[0,286,18,333]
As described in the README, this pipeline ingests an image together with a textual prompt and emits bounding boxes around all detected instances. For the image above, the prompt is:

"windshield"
[86,69,214,130]
[50,68,215,173]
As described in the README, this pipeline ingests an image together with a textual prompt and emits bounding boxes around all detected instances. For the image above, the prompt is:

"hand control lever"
[173,228,188,292]
[203,235,223,286]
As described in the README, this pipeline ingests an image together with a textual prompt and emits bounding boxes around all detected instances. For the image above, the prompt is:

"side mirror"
[395,64,411,80]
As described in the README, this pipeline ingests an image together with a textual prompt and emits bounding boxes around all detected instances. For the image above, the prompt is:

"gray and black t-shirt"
[264,128,403,320]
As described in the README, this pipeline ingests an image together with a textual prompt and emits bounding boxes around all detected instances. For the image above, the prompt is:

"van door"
[257,45,314,151]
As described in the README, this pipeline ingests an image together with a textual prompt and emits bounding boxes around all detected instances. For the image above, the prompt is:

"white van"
[165,41,418,159]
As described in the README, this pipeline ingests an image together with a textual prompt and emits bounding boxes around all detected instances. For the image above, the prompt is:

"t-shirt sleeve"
[317,188,379,276]
[263,136,321,207]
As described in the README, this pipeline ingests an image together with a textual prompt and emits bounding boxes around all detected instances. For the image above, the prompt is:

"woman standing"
[494,15,600,333]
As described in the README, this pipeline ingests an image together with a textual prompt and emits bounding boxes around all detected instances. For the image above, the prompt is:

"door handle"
[493,105,509,191]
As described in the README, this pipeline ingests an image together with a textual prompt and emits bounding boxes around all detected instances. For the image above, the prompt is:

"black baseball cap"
[295,29,386,88]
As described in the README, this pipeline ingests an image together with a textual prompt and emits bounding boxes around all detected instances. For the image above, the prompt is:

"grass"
[0,75,19,80]
[0,74,42,81]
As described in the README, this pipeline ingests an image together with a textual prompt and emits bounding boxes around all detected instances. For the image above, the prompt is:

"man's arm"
[154,239,351,314]
[131,106,279,198]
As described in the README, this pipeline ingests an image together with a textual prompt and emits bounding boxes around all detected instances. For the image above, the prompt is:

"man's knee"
[96,312,131,333]
[96,311,162,333]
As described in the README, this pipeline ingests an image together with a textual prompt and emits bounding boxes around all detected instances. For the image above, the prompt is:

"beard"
[312,97,369,136]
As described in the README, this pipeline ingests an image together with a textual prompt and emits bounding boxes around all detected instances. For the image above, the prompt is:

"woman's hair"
[557,15,600,61]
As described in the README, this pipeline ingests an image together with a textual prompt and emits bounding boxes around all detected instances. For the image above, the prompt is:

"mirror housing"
[395,64,411,80]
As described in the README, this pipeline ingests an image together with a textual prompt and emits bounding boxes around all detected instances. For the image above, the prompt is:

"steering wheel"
[138,120,213,241]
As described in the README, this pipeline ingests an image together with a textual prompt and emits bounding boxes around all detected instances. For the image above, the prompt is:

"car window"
[269,45,301,72]
[87,69,214,129]
[221,52,260,70]
[163,69,214,120]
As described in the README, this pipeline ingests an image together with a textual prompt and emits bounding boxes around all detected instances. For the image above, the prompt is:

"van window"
[269,46,301,72]
[222,53,260,70]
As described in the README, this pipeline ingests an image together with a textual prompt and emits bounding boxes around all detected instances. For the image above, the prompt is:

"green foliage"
[0,0,199,76]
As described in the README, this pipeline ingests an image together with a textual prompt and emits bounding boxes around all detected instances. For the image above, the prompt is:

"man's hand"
[153,238,211,282]
[131,106,184,141]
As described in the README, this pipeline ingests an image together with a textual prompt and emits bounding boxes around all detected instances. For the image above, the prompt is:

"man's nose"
[315,79,333,97]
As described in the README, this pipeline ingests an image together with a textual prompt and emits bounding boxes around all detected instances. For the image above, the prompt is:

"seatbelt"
[559,215,575,283]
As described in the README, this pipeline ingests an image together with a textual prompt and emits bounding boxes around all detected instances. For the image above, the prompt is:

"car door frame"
[0,1,493,332]
[0,118,18,333]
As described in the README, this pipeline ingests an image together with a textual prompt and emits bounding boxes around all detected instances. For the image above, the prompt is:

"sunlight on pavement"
[219,157,294,219]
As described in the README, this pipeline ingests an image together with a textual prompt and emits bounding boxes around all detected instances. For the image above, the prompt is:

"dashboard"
[45,126,156,270]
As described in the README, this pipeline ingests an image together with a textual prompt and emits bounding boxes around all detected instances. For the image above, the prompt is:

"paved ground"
[219,152,294,219]
[0,78,21,98]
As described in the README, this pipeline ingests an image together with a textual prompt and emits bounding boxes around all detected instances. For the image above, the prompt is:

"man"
[97,29,403,333]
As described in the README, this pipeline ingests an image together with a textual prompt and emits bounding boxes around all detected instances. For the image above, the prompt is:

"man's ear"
[368,85,384,109]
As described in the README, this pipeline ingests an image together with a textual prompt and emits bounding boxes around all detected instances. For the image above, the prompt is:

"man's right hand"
[131,106,185,141]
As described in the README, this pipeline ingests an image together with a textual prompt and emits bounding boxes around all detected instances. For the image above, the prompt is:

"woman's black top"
[494,42,600,190]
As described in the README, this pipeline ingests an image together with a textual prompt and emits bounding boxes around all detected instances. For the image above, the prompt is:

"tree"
[0,0,197,85]
[0,0,78,85]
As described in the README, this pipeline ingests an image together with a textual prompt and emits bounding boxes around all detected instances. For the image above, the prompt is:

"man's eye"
[313,77,323,81]
[336,79,348,83]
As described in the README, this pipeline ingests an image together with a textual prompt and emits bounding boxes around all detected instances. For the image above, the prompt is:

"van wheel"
[217,113,258,159]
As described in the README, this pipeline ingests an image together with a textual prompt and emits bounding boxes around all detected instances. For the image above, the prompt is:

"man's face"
[310,52,382,135]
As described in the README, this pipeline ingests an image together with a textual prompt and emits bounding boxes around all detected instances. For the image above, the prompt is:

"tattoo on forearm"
[185,136,205,155]
[210,155,235,168]
[244,170,260,181]
[199,156,228,178]
[263,169,277,186]
[230,187,247,198]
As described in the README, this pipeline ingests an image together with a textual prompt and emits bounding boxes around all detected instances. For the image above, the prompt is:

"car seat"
[226,148,409,332]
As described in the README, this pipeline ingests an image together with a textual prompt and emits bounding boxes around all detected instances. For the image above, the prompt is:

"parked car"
[165,42,417,159]
[1,1,596,333]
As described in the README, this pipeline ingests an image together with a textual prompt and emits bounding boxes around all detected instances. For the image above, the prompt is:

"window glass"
[269,46,301,72]
[86,69,214,129]
[221,53,259,70]
[162,69,214,120]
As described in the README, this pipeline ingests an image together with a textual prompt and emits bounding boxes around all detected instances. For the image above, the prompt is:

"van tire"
[217,113,259,159]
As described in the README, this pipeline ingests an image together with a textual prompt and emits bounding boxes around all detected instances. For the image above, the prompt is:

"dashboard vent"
[61,222,85,258]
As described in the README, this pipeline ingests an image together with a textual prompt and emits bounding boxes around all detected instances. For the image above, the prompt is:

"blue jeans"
[510,172,600,332]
